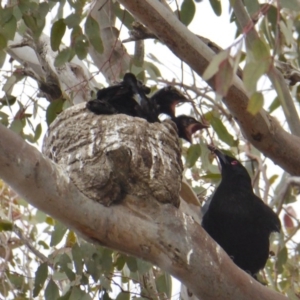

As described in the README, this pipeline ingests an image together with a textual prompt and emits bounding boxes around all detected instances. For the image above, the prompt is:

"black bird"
[172,115,209,143]
[96,75,150,101]
[86,99,118,115]
[202,146,281,278]
[150,86,189,118]
[86,73,159,122]
[122,73,158,123]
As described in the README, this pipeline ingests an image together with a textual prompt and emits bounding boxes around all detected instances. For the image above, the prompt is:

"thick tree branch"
[116,0,300,175]
[0,124,287,300]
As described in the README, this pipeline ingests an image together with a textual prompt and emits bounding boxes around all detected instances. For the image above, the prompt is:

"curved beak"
[207,145,229,165]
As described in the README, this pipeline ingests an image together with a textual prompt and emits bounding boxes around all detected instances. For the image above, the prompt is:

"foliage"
[0,0,300,299]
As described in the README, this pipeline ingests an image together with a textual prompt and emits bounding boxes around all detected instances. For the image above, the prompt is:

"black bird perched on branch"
[172,115,208,143]
[202,146,281,278]
[150,86,189,118]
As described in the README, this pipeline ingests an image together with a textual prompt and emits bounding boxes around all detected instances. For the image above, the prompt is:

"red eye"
[231,161,238,165]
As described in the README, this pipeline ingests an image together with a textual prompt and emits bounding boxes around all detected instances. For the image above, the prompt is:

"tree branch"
[0,122,287,300]
[116,0,300,175]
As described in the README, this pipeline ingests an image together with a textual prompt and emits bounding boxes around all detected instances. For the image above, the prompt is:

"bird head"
[173,115,209,143]
[123,73,150,94]
[137,80,151,94]
[151,86,189,117]
[208,145,252,182]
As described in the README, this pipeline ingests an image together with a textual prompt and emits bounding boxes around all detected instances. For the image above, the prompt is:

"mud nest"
[42,103,183,207]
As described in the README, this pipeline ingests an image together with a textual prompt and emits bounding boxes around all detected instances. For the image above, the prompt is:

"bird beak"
[207,145,229,165]
[189,121,209,133]
[170,102,179,118]
[185,122,209,143]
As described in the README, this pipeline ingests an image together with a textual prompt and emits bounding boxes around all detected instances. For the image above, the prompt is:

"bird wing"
[252,195,281,232]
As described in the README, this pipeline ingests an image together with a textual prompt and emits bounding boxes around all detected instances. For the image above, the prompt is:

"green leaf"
[268,96,280,113]
[45,279,60,300]
[85,16,103,53]
[275,246,288,274]
[63,266,76,282]
[243,0,259,15]
[46,98,64,125]
[126,256,137,272]
[66,230,77,247]
[279,0,300,11]
[0,33,7,51]
[116,292,130,300]
[69,286,92,300]
[272,75,289,116]
[7,272,24,289]
[202,49,229,80]
[38,240,50,249]
[64,13,81,28]
[72,243,83,275]
[0,111,9,127]
[2,74,17,95]
[156,273,172,298]
[22,14,37,30]
[23,123,42,144]
[210,116,235,146]
[0,94,16,106]
[209,0,222,16]
[113,2,135,29]
[57,290,71,300]
[35,209,47,223]
[33,263,48,297]
[74,39,88,60]
[243,61,266,94]
[81,243,101,282]
[268,174,278,185]
[0,7,13,26]
[215,58,233,96]
[101,248,113,272]
[34,123,42,142]
[58,253,72,268]
[0,280,9,297]
[0,220,13,231]
[9,119,25,134]
[200,173,222,180]
[144,61,161,79]
[2,15,17,40]
[136,259,152,275]
[250,39,270,61]
[186,144,201,168]
[51,19,66,51]
[12,6,22,21]
[115,254,126,271]
[247,92,264,115]
[180,0,196,26]
[54,48,73,67]
[57,253,76,281]
[50,221,67,246]
[39,2,49,19]
[279,20,293,46]
[0,50,6,68]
